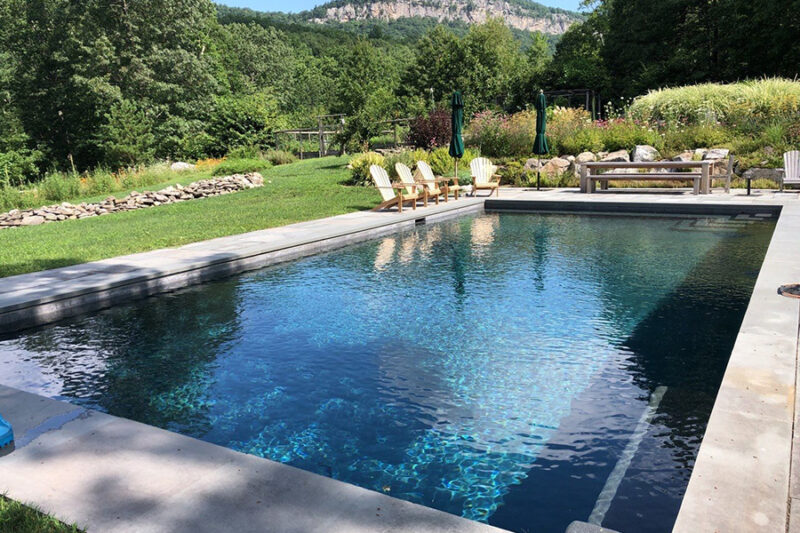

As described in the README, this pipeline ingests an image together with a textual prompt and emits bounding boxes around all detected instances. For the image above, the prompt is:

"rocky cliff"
[307,0,579,35]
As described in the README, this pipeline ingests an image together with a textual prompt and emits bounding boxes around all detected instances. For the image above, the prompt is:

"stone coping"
[0,385,506,533]
[0,198,484,334]
[1,187,799,532]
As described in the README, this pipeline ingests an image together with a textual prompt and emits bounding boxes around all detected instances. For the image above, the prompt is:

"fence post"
[318,116,325,157]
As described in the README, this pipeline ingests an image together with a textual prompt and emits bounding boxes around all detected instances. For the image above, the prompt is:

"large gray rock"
[672,151,694,162]
[523,158,543,171]
[575,152,597,164]
[601,149,630,163]
[632,145,661,162]
[703,148,730,160]
[20,215,45,226]
[742,168,783,182]
[170,161,196,172]
[542,157,572,175]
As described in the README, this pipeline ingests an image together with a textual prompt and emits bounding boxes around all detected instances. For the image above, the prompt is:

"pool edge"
[1,189,799,532]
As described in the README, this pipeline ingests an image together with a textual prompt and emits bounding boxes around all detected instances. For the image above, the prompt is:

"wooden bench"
[580,161,713,194]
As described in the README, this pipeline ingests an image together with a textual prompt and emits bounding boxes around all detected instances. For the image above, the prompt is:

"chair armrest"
[376,184,413,190]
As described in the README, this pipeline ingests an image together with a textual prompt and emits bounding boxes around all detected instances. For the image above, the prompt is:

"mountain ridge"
[300,0,581,35]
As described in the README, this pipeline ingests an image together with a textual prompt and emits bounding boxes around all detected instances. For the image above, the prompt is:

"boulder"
[742,168,783,183]
[632,145,661,162]
[542,157,572,176]
[170,162,196,172]
[575,152,596,164]
[601,149,630,163]
[20,215,45,226]
[703,148,730,160]
[672,151,694,162]
[693,148,708,159]
[524,158,544,171]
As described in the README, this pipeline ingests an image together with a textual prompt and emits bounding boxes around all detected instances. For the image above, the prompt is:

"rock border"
[0,173,264,228]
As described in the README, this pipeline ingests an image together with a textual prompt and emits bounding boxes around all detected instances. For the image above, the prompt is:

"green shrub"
[226,145,263,159]
[384,151,415,178]
[663,124,731,153]
[39,172,81,202]
[0,147,43,186]
[428,147,478,176]
[212,158,272,176]
[466,111,534,158]
[85,169,117,196]
[556,127,604,155]
[208,91,285,156]
[348,152,385,186]
[263,149,297,166]
[598,119,663,152]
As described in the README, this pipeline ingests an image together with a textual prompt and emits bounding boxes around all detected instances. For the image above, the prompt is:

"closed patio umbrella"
[532,90,549,190]
[449,91,465,182]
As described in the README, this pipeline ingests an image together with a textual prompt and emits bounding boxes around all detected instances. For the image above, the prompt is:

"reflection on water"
[0,213,774,532]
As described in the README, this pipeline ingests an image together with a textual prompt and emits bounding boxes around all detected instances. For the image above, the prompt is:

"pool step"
[670,215,769,233]
[565,521,621,533]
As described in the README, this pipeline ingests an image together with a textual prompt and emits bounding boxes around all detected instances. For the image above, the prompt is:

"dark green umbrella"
[449,91,464,180]
[532,90,549,190]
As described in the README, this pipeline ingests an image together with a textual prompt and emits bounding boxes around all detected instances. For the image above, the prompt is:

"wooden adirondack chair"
[471,157,501,197]
[395,163,429,207]
[370,165,419,213]
[782,151,800,190]
[414,161,448,204]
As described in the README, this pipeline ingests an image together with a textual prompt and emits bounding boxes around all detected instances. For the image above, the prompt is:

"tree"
[545,7,610,95]
[98,99,155,168]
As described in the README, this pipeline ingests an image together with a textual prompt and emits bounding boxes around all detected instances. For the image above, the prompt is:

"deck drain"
[778,284,800,299]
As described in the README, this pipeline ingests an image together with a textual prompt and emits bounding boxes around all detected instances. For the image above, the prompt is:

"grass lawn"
[0,495,81,533]
[0,156,379,278]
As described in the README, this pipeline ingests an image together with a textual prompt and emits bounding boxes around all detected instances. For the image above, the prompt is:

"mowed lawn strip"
[1,157,378,278]
[0,495,82,533]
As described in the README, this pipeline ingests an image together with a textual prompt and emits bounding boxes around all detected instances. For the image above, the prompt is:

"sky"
[222,0,583,14]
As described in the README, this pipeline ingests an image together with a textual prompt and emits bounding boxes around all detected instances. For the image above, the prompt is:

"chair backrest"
[471,157,496,185]
[395,163,417,196]
[416,160,438,191]
[370,165,394,202]
[785,151,800,182]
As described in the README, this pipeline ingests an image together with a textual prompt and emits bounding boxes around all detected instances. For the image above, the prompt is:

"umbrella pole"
[537,155,541,191]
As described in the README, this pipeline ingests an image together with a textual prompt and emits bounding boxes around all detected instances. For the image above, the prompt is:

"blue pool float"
[0,413,13,454]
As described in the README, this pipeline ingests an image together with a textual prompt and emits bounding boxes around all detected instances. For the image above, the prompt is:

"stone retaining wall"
[0,173,263,228]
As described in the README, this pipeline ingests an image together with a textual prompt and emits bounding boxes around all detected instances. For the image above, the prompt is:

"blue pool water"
[0,212,774,532]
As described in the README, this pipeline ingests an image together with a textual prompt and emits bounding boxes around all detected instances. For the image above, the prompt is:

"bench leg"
[693,178,700,195]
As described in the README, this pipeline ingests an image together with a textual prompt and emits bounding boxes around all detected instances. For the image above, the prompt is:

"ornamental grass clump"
[629,78,800,126]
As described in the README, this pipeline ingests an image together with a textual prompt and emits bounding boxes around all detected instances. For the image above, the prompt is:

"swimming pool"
[0,212,775,532]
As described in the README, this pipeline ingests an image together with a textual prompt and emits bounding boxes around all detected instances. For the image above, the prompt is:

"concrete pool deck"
[1,186,799,532]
